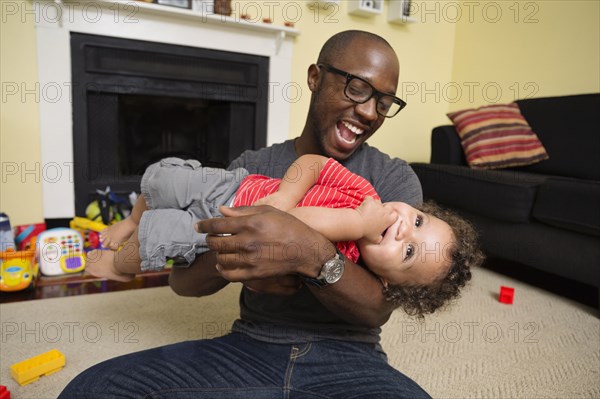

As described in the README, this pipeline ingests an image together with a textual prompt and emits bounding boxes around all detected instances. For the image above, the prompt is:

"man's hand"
[196,205,336,283]
[197,204,395,328]
[355,197,398,244]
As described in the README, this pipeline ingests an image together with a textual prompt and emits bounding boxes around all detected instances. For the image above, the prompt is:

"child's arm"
[288,197,397,244]
[254,155,397,243]
[253,154,329,211]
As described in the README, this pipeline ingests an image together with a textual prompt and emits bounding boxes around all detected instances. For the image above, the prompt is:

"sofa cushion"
[447,103,549,169]
[411,163,547,223]
[514,93,600,180]
[532,177,600,236]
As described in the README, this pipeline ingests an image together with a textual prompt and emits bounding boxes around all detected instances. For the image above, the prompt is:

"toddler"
[87,154,483,317]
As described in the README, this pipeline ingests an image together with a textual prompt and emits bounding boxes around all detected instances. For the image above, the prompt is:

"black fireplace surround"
[71,33,269,216]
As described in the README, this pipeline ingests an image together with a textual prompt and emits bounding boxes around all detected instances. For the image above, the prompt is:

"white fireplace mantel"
[34,0,299,218]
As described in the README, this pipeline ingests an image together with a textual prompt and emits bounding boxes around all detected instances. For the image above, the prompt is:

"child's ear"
[379,277,389,288]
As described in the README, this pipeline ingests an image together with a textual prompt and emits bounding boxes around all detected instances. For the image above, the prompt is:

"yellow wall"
[0,0,44,225]
[450,0,600,110]
[2,0,599,225]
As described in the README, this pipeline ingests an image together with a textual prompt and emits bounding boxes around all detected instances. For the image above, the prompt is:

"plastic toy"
[0,248,38,292]
[86,186,131,225]
[499,286,515,304]
[14,223,46,250]
[0,385,10,399]
[70,217,108,251]
[10,349,66,386]
[37,228,85,276]
[0,212,15,251]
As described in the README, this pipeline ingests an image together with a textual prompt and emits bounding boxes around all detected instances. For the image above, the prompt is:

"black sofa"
[411,93,600,291]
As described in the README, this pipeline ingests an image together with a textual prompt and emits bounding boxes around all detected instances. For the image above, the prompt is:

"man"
[59,30,430,398]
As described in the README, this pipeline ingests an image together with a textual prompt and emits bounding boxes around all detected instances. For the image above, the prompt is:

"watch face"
[324,258,345,284]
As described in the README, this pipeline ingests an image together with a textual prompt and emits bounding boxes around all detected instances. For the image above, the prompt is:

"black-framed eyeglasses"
[318,63,407,118]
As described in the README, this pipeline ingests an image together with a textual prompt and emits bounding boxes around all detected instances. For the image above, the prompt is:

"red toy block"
[499,286,515,304]
[0,385,11,399]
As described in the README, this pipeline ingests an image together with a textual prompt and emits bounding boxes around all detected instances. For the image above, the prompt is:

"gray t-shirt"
[227,139,422,344]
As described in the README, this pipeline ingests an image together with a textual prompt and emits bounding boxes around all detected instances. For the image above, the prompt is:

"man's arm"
[170,198,396,301]
[308,251,397,327]
[197,205,397,328]
[169,251,229,297]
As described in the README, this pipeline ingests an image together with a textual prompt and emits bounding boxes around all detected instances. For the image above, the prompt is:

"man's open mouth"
[337,120,364,145]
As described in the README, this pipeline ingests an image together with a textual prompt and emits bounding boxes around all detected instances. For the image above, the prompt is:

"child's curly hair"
[383,201,485,318]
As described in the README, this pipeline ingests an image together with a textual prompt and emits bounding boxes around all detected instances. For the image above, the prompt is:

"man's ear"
[307,64,320,92]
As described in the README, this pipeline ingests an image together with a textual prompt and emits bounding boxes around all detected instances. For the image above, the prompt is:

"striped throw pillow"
[447,103,549,169]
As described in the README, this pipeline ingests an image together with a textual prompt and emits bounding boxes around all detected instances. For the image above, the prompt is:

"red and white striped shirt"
[233,158,380,262]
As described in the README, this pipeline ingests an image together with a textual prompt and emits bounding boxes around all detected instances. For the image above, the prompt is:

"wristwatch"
[301,248,345,288]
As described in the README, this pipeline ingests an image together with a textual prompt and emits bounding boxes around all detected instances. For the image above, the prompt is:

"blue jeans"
[58,332,431,399]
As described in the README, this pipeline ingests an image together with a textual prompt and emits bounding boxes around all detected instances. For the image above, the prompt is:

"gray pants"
[138,157,249,271]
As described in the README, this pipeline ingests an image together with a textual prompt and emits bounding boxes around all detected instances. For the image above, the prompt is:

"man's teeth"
[342,121,364,135]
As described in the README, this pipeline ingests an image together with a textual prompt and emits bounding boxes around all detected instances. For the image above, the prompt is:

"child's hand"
[252,192,297,211]
[356,197,398,244]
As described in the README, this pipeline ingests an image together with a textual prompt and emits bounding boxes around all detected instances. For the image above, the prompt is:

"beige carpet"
[1,267,598,399]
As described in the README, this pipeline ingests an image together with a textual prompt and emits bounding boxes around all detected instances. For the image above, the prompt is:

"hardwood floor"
[2,258,597,309]
[0,271,170,304]
[1,218,175,304]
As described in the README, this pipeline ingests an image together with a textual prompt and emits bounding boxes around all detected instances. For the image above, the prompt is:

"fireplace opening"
[118,94,223,175]
[71,33,268,216]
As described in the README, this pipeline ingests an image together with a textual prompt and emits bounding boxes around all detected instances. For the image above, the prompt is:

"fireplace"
[34,0,297,219]
[71,33,268,216]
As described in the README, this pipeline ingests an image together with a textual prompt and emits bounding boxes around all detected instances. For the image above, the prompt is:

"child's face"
[357,202,454,286]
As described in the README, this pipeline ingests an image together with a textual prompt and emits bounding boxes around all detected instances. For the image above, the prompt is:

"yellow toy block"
[10,349,66,386]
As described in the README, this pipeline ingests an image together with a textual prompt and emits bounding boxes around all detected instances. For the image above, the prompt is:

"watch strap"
[301,274,329,288]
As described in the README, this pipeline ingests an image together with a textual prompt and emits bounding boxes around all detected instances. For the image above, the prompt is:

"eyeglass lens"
[346,78,401,117]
